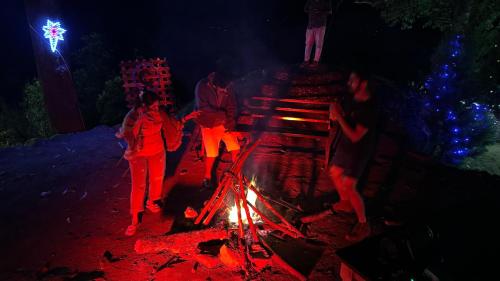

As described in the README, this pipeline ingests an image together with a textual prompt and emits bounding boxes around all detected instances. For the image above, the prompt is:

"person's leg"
[330,165,354,213]
[329,165,347,200]
[304,28,314,63]
[221,131,240,163]
[343,176,366,223]
[344,175,370,241]
[204,157,216,179]
[201,127,221,181]
[231,149,240,162]
[313,26,326,63]
[127,157,147,234]
[146,152,166,212]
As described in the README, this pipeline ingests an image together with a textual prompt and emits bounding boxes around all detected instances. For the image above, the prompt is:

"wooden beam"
[250,114,329,124]
[246,105,329,115]
[251,96,332,105]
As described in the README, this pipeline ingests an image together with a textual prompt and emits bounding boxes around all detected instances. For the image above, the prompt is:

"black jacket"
[304,0,332,28]
[195,72,237,129]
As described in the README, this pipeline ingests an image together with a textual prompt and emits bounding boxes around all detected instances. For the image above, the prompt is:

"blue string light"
[416,34,493,163]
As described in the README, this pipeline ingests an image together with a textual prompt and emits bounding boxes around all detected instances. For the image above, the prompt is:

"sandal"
[125,224,138,236]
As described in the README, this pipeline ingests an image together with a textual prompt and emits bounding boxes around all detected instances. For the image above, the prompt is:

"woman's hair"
[141,89,160,107]
[351,68,371,82]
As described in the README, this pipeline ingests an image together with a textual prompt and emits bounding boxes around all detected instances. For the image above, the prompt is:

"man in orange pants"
[195,66,240,189]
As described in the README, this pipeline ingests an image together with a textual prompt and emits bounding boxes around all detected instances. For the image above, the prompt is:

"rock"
[218,245,240,268]
[184,206,198,219]
[40,191,52,197]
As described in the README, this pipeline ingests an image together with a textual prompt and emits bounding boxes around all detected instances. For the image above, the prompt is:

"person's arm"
[224,87,237,131]
[195,80,213,112]
[336,115,368,143]
[331,103,368,143]
[120,109,140,149]
[195,80,225,114]
[181,111,200,123]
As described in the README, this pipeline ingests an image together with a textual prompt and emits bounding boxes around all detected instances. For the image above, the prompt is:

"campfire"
[228,178,261,225]
[135,140,307,280]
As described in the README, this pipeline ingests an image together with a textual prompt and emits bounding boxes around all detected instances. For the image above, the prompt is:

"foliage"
[97,76,128,125]
[0,99,29,147]
[367,0,500,164]
[372,0,499,111]
[21,79,53,138]
[402,36,498,164]
[72,33,115,128]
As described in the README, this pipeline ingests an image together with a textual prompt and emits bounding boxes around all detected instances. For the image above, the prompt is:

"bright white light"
[42,19,66,53]
[228,182,261,225]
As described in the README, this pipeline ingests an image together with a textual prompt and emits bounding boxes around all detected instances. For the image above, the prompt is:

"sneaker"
[125,224,138,236]
[300,61,309,68]
[146,201,161,213]
[332,200,354,213]
[345,222,371,242]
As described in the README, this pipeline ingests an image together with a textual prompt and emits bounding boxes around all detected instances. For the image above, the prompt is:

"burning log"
[134,228,229,254]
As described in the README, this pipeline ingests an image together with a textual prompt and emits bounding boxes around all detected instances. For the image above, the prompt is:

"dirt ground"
[0,125,374,281]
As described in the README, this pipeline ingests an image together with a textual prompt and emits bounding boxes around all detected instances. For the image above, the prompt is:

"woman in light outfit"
[117,90,197,236]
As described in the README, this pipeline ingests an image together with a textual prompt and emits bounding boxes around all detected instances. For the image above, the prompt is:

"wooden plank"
[251,96,332,105]
[249,114,329,124]
[260,234,326,281]
[236,125,329,138]
[246,105,329,115]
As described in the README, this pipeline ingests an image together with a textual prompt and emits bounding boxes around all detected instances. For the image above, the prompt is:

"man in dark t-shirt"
[328,71,379,241]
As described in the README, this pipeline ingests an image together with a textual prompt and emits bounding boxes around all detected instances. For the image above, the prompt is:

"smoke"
[151,0,305,104]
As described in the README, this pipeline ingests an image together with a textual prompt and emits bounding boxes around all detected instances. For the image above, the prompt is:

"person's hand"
[183,111,201,122]
[329,103,338,120]
[330,103,344,119]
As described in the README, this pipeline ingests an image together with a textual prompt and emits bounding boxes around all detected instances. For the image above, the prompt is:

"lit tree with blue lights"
[416,35,497,164]
[370,0,499,165]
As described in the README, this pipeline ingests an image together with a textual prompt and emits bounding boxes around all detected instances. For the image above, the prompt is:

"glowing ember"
[228,181,260,225]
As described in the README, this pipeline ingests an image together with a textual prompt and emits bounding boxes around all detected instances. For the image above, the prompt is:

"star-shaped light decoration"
[42,19,66,53]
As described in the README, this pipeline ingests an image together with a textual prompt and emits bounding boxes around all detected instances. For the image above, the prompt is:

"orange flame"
[228,179,261,225]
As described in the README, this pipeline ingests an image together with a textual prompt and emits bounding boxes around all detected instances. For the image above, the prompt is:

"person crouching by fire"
[195,60,240,189]
[117,90,198,236]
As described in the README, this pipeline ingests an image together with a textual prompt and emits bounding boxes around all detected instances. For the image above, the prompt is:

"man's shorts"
[201,125,240,157]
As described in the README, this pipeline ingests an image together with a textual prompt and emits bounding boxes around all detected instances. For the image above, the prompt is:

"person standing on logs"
[302,0,332,68]
[117,90,198,236]
[195,59,240,189]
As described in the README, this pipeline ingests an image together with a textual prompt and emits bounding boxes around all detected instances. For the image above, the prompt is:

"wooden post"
[239,174,259,242]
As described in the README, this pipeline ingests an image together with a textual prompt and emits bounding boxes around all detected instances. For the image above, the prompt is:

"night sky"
[1,0,440,106]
